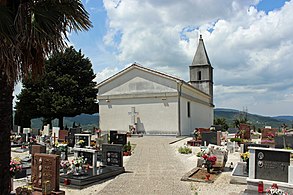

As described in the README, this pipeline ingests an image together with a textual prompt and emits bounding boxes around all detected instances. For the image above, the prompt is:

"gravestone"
[239,124,251,139]
[208,144,228,169]
[52,127,60,140]
[31,154,65,194]
[75,134,91,147]
[31,145,46,156]
[261,128,278,139]
[43,124,50,136]
[113,133,127,145]
[275,135,293,149]
[73,148,99,167]
[69,127,82,136]
[102,144,123,167]
[255,149,290,182]
[201,131,220,146]
[58,130,68,142]
[110,130,118,144]
[67,135,75,147]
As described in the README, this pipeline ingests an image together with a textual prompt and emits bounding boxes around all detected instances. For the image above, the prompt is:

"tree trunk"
[0,74,13,194]
[58,116,64,130]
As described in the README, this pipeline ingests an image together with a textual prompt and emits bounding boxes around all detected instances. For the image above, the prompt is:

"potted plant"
[123,141,132,156]
[60,160,71,174]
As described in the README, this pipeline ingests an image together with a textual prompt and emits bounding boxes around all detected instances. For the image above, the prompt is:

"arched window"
[198,71,202,80]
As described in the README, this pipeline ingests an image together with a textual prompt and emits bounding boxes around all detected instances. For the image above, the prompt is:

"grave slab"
[60,166,125,189]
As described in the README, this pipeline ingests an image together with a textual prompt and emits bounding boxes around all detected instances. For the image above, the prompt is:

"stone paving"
[98,136,192,195]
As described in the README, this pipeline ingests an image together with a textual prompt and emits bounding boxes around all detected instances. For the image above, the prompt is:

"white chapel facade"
[97,36,214,136]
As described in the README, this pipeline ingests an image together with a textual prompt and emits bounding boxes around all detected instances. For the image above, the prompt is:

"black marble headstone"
[255,149,290,182]
[78,151,93,166]
[102,144,123,167]
[110,130,118,144]
[114,134,127,145]
[201,131,217,146]
[67,135,75,147]
[69,127,82,136]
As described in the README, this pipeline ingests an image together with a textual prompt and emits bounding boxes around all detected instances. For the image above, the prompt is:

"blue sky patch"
[256,0,288,13]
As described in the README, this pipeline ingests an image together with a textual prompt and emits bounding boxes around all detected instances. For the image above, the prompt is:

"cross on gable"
[128,107,138,125]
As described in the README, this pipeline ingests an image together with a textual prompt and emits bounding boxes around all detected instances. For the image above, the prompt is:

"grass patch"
[178,146,192,154]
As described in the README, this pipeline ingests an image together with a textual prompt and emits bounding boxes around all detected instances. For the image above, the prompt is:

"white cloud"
[95,66,120,83]
[101,0,293,115]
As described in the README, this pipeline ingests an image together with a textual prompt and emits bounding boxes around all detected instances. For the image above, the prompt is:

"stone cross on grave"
[128,107,138,125]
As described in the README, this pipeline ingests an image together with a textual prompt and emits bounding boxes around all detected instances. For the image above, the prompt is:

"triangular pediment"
[98,66,178,96]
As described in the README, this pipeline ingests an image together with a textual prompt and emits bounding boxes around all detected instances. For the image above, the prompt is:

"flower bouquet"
[71,156,87,175]
[10,159,22,177]
[56,143,68,152]
[266,184,288,195]
[77,140,85,148]
[267,133,275,140]
[240,152,250,161]
[202,154,217,173]
[60,160,71,174]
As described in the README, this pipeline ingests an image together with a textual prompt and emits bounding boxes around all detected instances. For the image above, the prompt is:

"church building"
[97,35,214,135]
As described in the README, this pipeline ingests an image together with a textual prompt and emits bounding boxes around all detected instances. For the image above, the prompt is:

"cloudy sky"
[14,0,293,116]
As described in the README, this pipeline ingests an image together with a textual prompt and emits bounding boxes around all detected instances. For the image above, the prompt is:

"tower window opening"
[198,71,201,80]
[187,102,190,118]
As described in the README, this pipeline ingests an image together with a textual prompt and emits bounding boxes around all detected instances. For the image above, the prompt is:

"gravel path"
[98,136,192,195]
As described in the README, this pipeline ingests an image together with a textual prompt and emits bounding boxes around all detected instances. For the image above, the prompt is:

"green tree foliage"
[214,117,229,131]
[15,47,98,129]
[0,0,91,192]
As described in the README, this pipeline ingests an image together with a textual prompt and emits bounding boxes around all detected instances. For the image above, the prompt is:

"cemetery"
[10,125,131,194]
[9,122,293,194]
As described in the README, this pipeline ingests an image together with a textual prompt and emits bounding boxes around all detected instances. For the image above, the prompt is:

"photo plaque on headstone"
[255,149,290,182]
[102,144,123,167]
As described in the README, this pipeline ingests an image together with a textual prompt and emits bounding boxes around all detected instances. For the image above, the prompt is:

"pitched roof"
[96,63,183,88]
[191,35,211,66]
[96,63,210,97]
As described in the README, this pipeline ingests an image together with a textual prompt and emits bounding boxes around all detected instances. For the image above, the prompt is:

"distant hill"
[23,109,293,130]
[31,113,99,130]
[214,108,293,129]
[273,116,293,121]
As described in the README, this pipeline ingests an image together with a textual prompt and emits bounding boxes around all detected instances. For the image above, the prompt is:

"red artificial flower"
[202,154,209,160]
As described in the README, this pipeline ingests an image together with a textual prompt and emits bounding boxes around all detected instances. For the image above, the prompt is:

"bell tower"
[189,35,213,104]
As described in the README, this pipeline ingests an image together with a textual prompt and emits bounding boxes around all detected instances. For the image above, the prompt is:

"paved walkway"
[99,136,192,195]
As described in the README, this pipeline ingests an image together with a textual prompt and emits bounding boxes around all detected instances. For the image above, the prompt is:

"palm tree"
[0,0,92,193]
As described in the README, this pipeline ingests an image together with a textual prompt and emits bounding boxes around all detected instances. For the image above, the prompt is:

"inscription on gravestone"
[102,144,123,167]
[31,154,60,192]
[201,132,217,146]
[255,149,290,182]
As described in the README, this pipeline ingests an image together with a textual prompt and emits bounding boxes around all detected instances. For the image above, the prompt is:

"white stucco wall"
[99,97,178,134]
[97,65,213,136]
[179,84,213,136]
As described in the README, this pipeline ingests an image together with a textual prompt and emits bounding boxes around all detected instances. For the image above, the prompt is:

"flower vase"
[206,161,212,173]
[246,159,249,173]
[62,168,68,175]
[73,166,83,176]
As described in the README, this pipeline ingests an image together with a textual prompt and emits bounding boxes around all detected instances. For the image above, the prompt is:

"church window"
[198,71,202,80]
[187,102,190,118]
